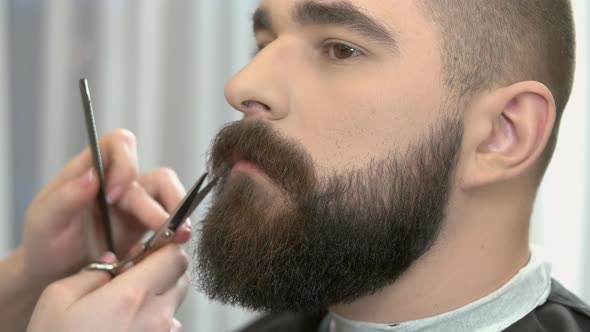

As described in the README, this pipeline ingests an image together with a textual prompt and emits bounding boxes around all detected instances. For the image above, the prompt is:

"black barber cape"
[240,280,590,332]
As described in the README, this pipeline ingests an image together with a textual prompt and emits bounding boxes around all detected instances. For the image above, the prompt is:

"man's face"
[226,0,445,175]
[195,0,463,312]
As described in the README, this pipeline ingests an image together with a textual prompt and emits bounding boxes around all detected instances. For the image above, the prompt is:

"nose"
[224,41,290,121]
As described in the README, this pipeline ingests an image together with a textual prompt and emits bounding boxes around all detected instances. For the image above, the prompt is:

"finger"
[139,168,192,242]
[172,227,192,244]
[43,253,114,305]
[101,129,139,204]
[171,319,183,332]
[139,168,186,214]
[140,276,188,331]
[59,270,111,298]
[39,253,117,308]
[159,273,190,312]
[27,168,99,230]
[111,244,188,296]
[117,181,170,231]
[41,129,139,203]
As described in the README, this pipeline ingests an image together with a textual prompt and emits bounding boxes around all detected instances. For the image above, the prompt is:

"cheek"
[279,82,429,174]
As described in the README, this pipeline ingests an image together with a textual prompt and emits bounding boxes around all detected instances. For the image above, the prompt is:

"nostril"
[242,100,270,112]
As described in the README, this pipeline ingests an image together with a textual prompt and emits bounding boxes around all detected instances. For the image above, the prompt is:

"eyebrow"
[252,1,399,53]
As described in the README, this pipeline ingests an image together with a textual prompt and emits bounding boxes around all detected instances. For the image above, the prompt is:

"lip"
[231,150,264,175]
[232,159,263,175]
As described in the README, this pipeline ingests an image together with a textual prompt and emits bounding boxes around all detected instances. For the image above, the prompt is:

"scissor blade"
[167,173,215,231]
[184,176,218,220]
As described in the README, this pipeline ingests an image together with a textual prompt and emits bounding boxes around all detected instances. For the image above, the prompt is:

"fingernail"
[80,169,94,187]
[99,252,117,263]
[107,185,123,204]
[184,218,192,231]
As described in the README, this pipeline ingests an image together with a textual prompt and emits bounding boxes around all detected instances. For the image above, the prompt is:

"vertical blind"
[0,1,588,330]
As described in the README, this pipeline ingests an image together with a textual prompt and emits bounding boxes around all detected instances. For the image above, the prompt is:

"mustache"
[208,121,317,196]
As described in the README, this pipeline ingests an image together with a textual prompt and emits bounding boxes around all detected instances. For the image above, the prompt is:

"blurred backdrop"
[0,1,588,331]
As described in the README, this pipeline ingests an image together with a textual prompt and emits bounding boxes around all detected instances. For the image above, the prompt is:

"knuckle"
[156,167,178,181]
[151,313,173,331]
[113,128,137,147]
[180,272,190,285]
[24,205,38,224]
[117,286,148,310]
[173,248,190,272]
[25,194,48,223]
[117,181,140,209]
[43,281,73,302]
[41,282,61,299]
[177,273,190,297]
[127,181,143,195]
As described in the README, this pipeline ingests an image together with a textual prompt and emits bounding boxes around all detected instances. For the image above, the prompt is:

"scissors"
[86,172,218,275]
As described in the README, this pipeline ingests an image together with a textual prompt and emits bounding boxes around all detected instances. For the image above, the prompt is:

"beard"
[194,118,463,313]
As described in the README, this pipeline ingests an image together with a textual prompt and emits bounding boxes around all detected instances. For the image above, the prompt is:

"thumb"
[45,252,115,305]
[31,168,100,229]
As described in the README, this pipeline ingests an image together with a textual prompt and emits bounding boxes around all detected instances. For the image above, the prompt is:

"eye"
[325,42,363,60]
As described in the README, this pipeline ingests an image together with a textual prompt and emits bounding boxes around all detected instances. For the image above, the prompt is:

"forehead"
[256,0,427,34]
[255,0,441,67]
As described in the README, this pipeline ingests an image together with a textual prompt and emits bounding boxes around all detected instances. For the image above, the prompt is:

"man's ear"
[461,81,556,190]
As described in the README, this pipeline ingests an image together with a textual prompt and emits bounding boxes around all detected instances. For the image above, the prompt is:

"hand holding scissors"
[86,172,217,275]
[79,78,217,275]
[15,79,204,331]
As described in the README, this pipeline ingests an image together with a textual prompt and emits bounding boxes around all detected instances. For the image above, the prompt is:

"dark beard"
[194,118,463,313]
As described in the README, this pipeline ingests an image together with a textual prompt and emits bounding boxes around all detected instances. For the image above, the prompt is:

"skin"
[0,129,191,331]
[27,246,188,332]
[224,0,556,323]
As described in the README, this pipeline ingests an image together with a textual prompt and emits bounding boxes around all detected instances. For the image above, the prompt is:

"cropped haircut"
[419,0,576,172]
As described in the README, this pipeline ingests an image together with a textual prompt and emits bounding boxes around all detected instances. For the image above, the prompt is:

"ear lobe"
[463,82,555,190]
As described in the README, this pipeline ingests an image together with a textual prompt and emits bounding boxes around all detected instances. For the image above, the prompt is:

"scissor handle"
[84,243,148,275]
[85,262,118,273]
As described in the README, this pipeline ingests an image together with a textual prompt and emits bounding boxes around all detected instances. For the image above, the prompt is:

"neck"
[330,182,534,324]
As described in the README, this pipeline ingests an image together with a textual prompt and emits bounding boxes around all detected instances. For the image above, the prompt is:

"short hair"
[419,0,576,172]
